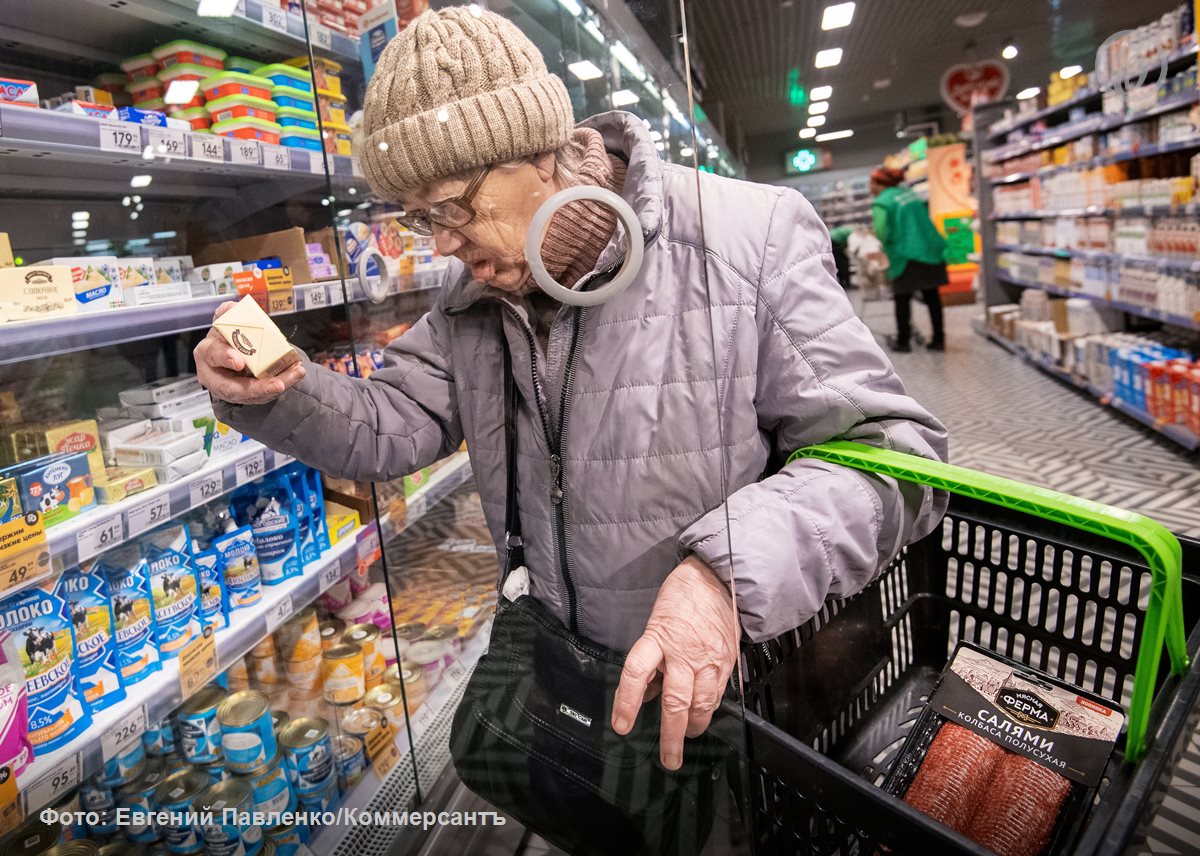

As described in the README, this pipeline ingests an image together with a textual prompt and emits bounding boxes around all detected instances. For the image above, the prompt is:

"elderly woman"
[195,8,948,772]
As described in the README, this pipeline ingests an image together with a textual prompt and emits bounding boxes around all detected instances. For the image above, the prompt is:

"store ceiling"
[673,0,1184,163]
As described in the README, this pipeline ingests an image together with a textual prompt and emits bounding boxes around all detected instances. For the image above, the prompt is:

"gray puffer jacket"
[215,111,949,652]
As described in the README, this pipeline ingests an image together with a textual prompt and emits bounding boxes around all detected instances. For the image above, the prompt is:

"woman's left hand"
[611,556,740,770]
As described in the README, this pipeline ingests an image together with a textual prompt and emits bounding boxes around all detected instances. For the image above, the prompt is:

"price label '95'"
[76,514,124,560]
[98,120,140,153]
[102,705,146,760]
[189,473,224,507]
[22,752,80,815]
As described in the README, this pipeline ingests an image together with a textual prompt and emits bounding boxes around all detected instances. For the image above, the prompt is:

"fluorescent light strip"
[821,2,855,30]
[164,79,200,105]
[798,128,817,139]
[810,85,832,101]
[1059,65,1083,79]
[196,0,239,16]
[557,0,582,16]
[815,48,843,68]
[808,101,829,115]
[584,20,605,43]
[815,129,853,141]
[611,42,646,81]
[611,89,639,106]
[1016,86,1040,100]
[568,60,603,81]
[806,115,826,127]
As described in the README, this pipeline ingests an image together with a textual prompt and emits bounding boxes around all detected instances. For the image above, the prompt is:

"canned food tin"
[100,841,140,856]
[79,773,119,836]
[118,758,169,842]
[318,619,344,651]
[404,640,447,689]
[271,710,290,735]
[342,624,384,684]
[225,657,251,693]
[264,821,309,856]
[177,684,227,763]
[276,607,321,662]
[283,654,322,693]
[402,664,427,711]
[217,690,276,773]
[249,634,276,660]
[44,844,100,856]
[422,624,461,653]
[235,749,295,817]
[0,812,61,855]
[340,706,383,741]
[364,682,406,731]
[247,654,284,687]
[332,734,366,790]
[279,717,335,796]
[154,769,210,854]
[296,774,339,813]
[260,842,275,856]
[51,790,86,841]
[144,717,178,756]
[322,643,365,704]
[392,622,425,660]
[102,737,147,787]
[194,755,228,785]
[196,778,263,856]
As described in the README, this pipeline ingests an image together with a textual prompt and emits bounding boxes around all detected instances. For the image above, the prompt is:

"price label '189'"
[230,140,261,166]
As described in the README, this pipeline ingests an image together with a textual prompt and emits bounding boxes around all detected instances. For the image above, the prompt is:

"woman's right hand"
[195,301,306,405]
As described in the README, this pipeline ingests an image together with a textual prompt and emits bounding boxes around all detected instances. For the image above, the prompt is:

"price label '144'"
[191,134,224,163]
[189,474,223,507]
[102,704,147,760]
[22,752,80,815]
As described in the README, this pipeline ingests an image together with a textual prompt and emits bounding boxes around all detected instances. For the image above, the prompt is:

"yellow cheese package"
[0,264,75,322]
[0,475,21,523]
[325,501,361,545]
[12,419,106,479]
[95,465,158,504]
[213,294,300,378]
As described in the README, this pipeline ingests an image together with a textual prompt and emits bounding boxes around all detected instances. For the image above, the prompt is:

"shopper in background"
[828,224,853,289]
[870,166,948,352]
[196,8,948,772]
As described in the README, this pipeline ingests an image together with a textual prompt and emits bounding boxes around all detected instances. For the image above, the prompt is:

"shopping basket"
[733,441,1200,855]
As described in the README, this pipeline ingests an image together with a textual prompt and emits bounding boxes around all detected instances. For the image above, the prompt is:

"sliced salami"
[966,751,1071,856]
[903,723,1005,833]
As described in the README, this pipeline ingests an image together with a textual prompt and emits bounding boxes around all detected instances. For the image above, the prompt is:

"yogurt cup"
[281,127,322,151]
[257,63,314,93]
[120,53,159,81]
[271,84,315,113]
[321,120,352,156]
[212,116,282,144]
[152,39,227,70]
[200,72,273,102]
[207,94,277,123]
[126,77,164,102]
[286,55,342,95]
[169,107,211,131]
[225,56,263,74]
[276,104,318,131]
[316,88,346,125]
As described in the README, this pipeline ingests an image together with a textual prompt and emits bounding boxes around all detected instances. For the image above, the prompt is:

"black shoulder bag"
[449,339,727,856]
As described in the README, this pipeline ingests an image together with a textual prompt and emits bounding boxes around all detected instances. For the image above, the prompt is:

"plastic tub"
[285,56,342,96]
[157,64,210,109]
[95,73,127,91]
[257,63,313,94]
[200,72,273,102]
[276,105,318,131]
[120,54,159,81]
[207,94,277,124]
[170,107,211,131]
[151,40,227,70]
[126,77,164,102]
[271,85,315,113]
[212,116,282,144]
[225,56,263,74]
[316,88,346,125]
[280,126,322,151]
[321,120,352,156]
[134,97,167,112]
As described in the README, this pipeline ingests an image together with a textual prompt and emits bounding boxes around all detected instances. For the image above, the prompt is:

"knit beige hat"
[361,7,575,200]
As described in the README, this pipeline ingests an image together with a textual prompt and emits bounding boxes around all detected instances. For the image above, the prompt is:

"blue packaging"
[284,469,318,567]
[233,475,302,584]
[280,717,334,797]
[0,578,92,752]
[60,564,126,713]
[79,773,119,836]
[240,749,295,816]
[10,451,96,528]
[117,105,169,126]
[296,774,339,813]
[266,821,310,855]
[96,549,161,684]
[102,736,146,786]
[142,546,201,659]
[218,690,276,772]
[176,684,226,763]
[197,778,264,856]
[212,526,262,609]
[302,467,330,553]
[360,2,398,81]
[144,716,177,755]
[118,759,170,843]
[193,548,230,632]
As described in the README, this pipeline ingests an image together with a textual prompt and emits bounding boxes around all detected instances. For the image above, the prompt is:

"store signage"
[0,512,48,594]
[784,147,832,176]
[940,60,1009,112]
[179,626,218,698]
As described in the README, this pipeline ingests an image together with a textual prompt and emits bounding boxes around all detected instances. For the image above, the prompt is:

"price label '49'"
[76,514,124,561]
[22,752,80,815]
[235,452,266,487]
[98,120,139,153]
[189,473,223,508]
[102,704,146,760]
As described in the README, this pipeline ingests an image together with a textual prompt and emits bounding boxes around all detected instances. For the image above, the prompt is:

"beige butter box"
[213,294,300,378]
[0,264,75,322]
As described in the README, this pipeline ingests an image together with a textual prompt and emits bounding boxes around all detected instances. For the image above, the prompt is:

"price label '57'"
[127,494,171,537]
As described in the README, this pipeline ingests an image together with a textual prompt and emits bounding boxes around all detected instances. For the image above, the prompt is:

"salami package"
[884,643,1125,856]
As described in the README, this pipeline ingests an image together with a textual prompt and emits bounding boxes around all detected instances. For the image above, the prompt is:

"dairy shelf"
[989,134,1200,186]
[0,274,444,367]
[991,203,1200,219]
[985,43,1199,139]
[378,452,475,543]
[996,243,1200,275]
[994,269,1200,332]
[0,104,365,198]
[983,331,1200,451]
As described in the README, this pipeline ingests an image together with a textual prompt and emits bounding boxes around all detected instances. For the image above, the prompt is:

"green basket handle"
[788,441,1189,763]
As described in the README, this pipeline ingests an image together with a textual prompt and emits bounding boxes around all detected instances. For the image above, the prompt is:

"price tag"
[102,704,146,760]
[265,595,294,635]
[179,627,219,698]
[189,473,224,507]
[319,560,343,593]
[313,26,332,50]
[76,513,124,560]
[0,513,49,594]
[22,752,80,816]
[262,143,291,171]
[305,284,329,310]
[351,158,364,178]
[0,764,20,838]
[444,660,468,687]
[230,139,262,166]
[309,151,324,175]
[356,526,381,569]
[234,0,246,15]
[365,723,401,779]
[191,133,225,163]
[275,452,295,469]
[412,702,436,733]
[98,119,140,154]
[127,494,172,537]
[148,126,187,158]
[262,5,289,32]
[234,452,267,486]
[327,283,345,305]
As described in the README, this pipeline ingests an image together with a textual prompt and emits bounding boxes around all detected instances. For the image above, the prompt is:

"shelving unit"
[973,23,1200,452]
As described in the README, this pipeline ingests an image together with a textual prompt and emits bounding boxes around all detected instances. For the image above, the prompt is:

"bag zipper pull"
[550,454,563,504]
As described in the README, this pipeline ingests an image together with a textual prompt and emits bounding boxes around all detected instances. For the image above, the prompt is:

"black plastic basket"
[735,444,1200,856]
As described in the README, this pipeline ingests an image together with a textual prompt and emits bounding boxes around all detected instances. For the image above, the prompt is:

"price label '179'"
[189,473,223,507]
[98,120,140,153]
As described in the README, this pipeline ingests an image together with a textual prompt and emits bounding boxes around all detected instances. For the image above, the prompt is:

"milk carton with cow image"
[141,546,201,659]
[193,548,229,632]
[94,547,161,685]
[233,474,303,585]
[0,578,93,752]
[212,525,262,610]
[60,565,126,712]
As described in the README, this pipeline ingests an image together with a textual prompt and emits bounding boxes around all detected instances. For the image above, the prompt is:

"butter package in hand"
[0,264,75,322]
[213,294,301,378]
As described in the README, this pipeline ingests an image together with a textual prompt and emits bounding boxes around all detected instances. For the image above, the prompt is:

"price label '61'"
[76,514,123,560]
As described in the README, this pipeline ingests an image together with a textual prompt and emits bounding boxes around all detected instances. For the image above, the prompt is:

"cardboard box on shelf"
[39,256,122,311]
[0,234,13,268]
[119,375,202,406]
[196,227,316,285]
[12,419,105,481]
[113,429,206,466]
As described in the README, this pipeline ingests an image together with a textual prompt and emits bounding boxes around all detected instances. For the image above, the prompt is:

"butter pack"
[40,256,122,311]
[213,294,300,378]
[95,465,157,504]
[113,429,206,466]
[119,375,202,405]
[0,264,75,322]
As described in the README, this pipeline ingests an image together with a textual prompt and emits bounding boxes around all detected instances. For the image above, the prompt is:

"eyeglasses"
[397,165,492,236]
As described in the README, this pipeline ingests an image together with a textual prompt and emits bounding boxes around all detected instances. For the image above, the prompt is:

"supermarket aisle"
[857,299,1200,537]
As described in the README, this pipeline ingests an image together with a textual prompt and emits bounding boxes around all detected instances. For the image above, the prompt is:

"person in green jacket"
[870,166,947,352]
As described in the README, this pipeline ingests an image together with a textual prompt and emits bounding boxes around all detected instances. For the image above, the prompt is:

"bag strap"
[501,337,525,579]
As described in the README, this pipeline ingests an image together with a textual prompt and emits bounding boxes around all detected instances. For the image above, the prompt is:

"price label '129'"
[235,452,266,486]
[189,474,223,507]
